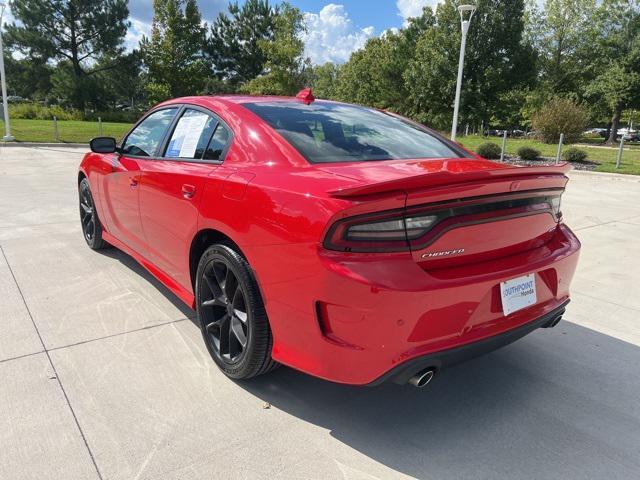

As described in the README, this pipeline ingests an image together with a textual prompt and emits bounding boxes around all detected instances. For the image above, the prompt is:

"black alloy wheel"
[79,178,106,250]
[196,243,278,379]
[201,257,249,362]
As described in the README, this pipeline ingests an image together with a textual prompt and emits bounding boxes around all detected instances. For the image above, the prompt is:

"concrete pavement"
[1,146,639,480]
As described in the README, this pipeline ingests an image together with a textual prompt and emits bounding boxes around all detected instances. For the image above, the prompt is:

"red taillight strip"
[323,189,563,253]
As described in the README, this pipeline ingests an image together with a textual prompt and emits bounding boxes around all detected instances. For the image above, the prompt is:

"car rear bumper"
[254,223,581,385]
[367,300,568,386]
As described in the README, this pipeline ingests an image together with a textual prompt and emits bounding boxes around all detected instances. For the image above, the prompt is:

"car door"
[100,107,179,254]
[137,106,233,291]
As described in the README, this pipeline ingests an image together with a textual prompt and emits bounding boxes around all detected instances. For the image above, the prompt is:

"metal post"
[98,117,103,136]
[616,136,624,169]
[0,3,14,141]
[500,130,507,162]
[53,116,59,141]
[450,5,476,142]
[555,133,564,165]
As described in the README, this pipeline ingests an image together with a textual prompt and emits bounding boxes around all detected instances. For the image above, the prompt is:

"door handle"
[181,184,196,199]
[129,177,138,187]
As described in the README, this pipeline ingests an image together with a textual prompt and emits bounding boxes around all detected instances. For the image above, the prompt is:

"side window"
[203,124,231,161]
[122,108,178,157]
[165,109,217,159]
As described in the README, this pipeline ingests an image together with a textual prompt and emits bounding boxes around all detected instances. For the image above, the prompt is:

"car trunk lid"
[321,158,570,267]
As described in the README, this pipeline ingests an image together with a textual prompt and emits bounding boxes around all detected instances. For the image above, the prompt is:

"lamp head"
[458,4,476,22]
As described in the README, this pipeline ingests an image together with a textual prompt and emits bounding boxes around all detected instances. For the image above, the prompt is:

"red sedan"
[78,91,580,387]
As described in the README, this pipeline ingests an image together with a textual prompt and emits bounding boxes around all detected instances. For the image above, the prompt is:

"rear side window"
[122,108,178,157]
[242,101,460,163]
[203,124,230,160]
[165,109,218,159]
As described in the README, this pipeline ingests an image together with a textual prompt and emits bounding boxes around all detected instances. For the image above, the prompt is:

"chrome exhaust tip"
[543,314,563,328]
[408,368,435,388]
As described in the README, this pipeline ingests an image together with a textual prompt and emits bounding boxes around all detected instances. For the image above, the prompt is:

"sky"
[123,0,440,64]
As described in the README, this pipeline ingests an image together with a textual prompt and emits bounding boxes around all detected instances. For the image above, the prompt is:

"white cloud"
[1,4,14,25]
[125,18,152,51]
[302,4,375,65]
[396,0,438,25]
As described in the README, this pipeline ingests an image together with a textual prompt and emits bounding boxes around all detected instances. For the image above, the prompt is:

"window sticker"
[166,112,209,158]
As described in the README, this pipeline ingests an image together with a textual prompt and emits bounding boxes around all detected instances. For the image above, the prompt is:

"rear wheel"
[196,243,277,379]
[79,178,106,250]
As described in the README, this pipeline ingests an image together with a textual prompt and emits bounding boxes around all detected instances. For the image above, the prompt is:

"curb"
[568,169,640,181]
[1,142,88,148]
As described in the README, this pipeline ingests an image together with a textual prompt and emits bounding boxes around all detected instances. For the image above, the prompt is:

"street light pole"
[450,4,476,142]
[0,2,14,142]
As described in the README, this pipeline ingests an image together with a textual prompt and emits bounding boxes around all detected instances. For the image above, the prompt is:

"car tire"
[196,243,278,379]
[79,178,107,250]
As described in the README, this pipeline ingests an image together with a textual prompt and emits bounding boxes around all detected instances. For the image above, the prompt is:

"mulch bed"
[498,155,599,171]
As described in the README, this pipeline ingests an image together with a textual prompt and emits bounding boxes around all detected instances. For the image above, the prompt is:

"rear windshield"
[242,101,461,163]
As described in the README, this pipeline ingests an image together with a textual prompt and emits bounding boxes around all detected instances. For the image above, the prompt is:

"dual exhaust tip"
[408,368,436,388]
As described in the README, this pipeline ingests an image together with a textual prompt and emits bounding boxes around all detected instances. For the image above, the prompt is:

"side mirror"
[90,137,117,154]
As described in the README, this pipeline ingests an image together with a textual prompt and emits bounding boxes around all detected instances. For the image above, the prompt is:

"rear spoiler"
[329,163,572,198]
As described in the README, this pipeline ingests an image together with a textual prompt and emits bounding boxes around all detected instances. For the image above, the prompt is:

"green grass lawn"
[1,119,132,144]
[458,135,640,175]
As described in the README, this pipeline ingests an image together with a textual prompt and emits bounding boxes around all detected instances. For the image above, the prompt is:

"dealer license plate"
[500,274,537,316]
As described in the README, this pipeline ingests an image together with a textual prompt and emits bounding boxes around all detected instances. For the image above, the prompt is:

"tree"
[4,54,52,101]
[208,0,277,89]
[6,0,130,110]
[141,0,209,103]
[94,52,144,110]
[405,0,536,130]
[306,62,340,100]
[333,10,435,114]
[586,0,640,143]
[527,0,597,97]
[240,3,307,95]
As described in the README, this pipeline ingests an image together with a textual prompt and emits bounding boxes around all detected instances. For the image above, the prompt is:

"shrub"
[8,102,141,123]
[9,103,83,121]
[516,146,541,160]
[84,110,142,123]
[476,142,502,159]
[562,147,588,163]
[531,97,588,144]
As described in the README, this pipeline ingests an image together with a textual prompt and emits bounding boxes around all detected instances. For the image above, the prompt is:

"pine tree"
[208,0,277,89]
[141,0,209,102]
[6,0,130,110]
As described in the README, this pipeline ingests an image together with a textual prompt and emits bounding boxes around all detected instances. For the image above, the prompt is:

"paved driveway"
[1,146,639,480]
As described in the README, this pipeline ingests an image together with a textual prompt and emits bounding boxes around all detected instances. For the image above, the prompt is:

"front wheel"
[79,178,106,250]
[195,243,278,379]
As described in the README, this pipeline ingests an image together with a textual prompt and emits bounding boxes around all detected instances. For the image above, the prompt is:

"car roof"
[158,94,343,108]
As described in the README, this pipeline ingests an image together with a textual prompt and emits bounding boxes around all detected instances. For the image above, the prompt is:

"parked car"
[79,91,581,387]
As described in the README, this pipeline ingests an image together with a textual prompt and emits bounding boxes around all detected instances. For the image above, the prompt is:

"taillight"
[550,195,562,221]
[324,211,439,252]
[324,191,563,253]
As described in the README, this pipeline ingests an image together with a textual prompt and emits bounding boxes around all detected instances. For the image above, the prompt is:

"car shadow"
[94,246,196,320]
[92,248,640,478]
[237,321,640,479]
